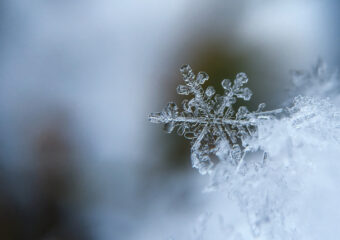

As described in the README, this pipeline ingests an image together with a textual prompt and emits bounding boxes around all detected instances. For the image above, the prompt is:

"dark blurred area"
[0,0,339,239]
[0,109,89,239]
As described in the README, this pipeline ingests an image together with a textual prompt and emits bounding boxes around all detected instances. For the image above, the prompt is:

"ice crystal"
[199,96,340,240]
[149,63,340,240]
[149,64,282,175]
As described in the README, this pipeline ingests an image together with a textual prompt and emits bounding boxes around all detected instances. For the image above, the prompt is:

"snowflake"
[149,64,282,174]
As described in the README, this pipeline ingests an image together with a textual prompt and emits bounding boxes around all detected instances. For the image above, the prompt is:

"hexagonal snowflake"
[149,65,282,174]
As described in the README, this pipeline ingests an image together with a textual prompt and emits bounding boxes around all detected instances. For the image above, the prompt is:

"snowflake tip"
[177,84,190,95]
[180,64,195,83]
[235,72,248,85]
[221,79,232,90]
[242,87,252,101]
[205,86,216,97]
[148,112,163,123]
[197,71,209,84]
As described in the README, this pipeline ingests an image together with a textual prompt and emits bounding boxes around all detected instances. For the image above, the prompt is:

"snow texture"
[149,64,340,240]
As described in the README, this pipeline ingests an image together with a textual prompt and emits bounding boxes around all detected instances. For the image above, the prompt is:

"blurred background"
[0,0,339,239]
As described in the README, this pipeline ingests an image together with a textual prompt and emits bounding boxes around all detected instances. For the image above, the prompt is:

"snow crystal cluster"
[149,62,340,240]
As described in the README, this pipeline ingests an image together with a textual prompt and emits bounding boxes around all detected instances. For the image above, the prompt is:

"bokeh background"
[0,0,339,239]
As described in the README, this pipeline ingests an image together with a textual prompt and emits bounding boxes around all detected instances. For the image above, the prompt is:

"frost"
[149,64,282,175]
[149,64,340,240]
[207,95,340,240]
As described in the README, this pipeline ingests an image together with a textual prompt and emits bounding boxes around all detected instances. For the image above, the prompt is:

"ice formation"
[149,64,340,240]
[149,64,282,175]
